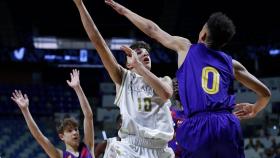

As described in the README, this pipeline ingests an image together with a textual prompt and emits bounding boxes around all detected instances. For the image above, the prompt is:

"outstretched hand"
[11,90,29,110]
[105,0,127,15]
[234,103,257,120]
[121,45,142,69]
[67,69,80,88]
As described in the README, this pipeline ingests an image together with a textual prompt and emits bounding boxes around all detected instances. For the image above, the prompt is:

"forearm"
[253,81,271,113]
[75,2,122,84]
[21,108,46,141]
[73,85,93,119]
[134,65,172,101]
[234,60,271,114]
[123,9,158,39]
[21,109,59,157]
[254,95,270,113]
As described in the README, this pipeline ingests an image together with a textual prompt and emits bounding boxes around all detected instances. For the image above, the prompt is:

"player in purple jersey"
[168,78,184,158]
[11,69,95,158]
[105,1,271,157]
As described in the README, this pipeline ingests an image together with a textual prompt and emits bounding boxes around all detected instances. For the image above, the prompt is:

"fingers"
[71,69,79,77]
[73,69,79,77]
[235,103,245,109]
[12,90,22,98]
[70,71,74,80]
[105,0,114,6]
[24,94,28,100]
[12,92,17,99]
[120,45,133,57]
[76,69,79,76]
[66,80,71,86]
[11,90,23,102]
[234,110,246,116]
[11,96,16,102]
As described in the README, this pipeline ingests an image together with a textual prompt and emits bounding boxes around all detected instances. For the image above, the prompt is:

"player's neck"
[66,144,79,156]
[131,68,140,75]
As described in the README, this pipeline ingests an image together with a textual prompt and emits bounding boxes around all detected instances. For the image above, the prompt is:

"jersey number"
[201,66,220,94]
[138,97,152,112]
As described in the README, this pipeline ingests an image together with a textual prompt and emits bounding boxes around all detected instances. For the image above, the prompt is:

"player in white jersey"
[102,137,119,158]
[95,114,121,158]
[114,68,174,157]
[72,0,174,157]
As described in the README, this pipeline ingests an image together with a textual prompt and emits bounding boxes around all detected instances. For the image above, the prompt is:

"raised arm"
[121,46,173,101]
[11,90,62,158]
[233,60,271,120]
[66,69,94,154]
[105,0,191,54]
[73,0,124,85]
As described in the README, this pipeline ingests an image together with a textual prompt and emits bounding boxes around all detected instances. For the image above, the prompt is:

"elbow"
[146,21,159,39]
[85,112,94,120]
[263,88,271,99]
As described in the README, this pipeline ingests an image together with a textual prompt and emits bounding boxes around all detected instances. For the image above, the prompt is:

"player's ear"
[59,133,64,141]
[201,31,207,42]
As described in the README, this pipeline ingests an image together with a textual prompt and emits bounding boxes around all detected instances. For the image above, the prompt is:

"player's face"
[61,126,80,148]
[134,48,151,70]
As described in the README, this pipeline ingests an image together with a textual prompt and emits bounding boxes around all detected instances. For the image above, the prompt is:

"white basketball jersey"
[103,137,118,158]
[114,69,174,142]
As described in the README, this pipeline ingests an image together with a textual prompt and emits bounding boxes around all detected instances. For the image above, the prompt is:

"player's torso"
[176,43,235,116]
[117,71,174,141]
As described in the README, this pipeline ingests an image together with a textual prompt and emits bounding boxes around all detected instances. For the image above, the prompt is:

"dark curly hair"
[129,41,151,52]
[206,12,236,49]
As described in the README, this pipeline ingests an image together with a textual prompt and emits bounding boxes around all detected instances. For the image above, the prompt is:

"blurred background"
[0,0,280,157]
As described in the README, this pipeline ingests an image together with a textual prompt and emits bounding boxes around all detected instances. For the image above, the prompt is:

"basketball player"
[168,78,184,158]
[94,114,121,158]
[72,0,174,157]
[105,1,271,157]
[11,69,95,158]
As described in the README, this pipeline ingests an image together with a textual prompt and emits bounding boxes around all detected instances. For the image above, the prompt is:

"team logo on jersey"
[177,120,183,126]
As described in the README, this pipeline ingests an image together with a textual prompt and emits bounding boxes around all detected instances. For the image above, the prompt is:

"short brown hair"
[56,117,79,134]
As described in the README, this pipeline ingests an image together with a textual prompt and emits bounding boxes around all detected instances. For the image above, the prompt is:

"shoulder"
[232,59,245,70]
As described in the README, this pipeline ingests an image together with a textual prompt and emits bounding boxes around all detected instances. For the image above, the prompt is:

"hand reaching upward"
[121,45,142,69]
[67,69,80,89]
[11,90,29,110]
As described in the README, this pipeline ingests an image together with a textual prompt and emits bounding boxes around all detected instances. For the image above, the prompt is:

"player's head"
[126,41,151,70]
[56,117,80,148]
[198,12,236,49]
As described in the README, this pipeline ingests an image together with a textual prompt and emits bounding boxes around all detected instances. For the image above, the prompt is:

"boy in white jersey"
[72,0,174,157]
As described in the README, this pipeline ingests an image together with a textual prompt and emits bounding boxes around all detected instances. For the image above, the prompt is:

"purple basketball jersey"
[175,43,244,158]
[176,43,235,117]
[63,143,93,158]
